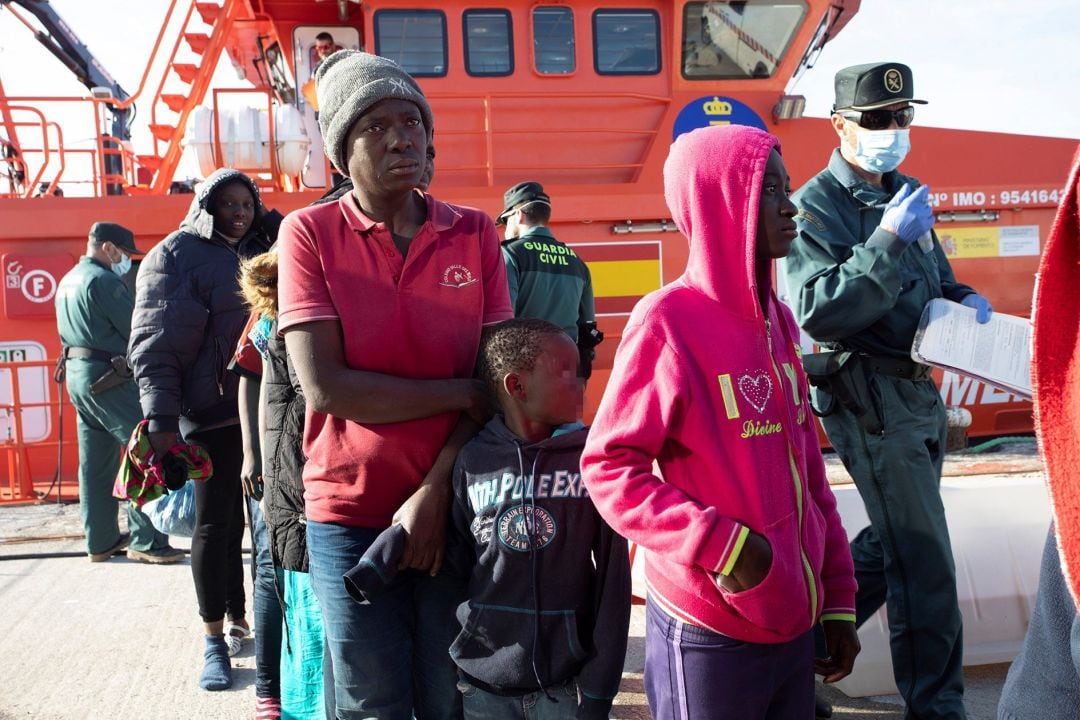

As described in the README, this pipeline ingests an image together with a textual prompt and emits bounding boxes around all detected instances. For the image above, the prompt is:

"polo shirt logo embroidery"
[439,264,478,288]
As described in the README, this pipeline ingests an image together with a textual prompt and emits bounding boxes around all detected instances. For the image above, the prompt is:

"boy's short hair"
[478,318,566,392]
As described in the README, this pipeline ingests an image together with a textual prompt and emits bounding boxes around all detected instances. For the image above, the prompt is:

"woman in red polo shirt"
[277,52,512,719]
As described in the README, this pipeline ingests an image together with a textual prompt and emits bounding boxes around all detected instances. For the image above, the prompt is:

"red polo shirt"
[278,192,512,528]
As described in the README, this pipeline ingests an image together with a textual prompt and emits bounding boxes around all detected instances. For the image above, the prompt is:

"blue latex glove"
[961,294,993,324]
[879,184,934,244]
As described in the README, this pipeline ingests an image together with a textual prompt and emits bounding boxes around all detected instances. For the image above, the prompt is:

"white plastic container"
[274,104,310,176]
[232,106,266,170]
[831,475,1050,697]
[186,106,236,177]
[629,474,1051,699]
[185,105,309,177]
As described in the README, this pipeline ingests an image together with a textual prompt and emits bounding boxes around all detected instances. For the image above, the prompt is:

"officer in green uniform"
[497,181,601,375]
[55,222,184,564]
[784,63,993,719]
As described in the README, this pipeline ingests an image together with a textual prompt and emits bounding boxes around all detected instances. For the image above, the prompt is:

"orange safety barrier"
[0,358,79,505]
[0,106,53,198]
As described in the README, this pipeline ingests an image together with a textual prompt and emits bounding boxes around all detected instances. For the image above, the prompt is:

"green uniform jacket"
[55,256,133,355]
[501,226,594,342]
[785,149,975,358]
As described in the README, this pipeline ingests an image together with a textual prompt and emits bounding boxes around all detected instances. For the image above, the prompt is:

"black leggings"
[189,424,246,624]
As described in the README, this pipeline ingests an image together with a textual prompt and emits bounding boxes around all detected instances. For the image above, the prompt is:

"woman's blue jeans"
[307,520,465,720]
[249,498,283,700]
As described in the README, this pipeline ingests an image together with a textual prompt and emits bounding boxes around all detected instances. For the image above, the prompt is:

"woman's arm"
[129,241,207,455]
[284,319,490,424]
[238,374,263,499]
[393,414,481,575]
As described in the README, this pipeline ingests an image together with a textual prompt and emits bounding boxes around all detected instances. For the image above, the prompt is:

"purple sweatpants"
[644,599,815,720]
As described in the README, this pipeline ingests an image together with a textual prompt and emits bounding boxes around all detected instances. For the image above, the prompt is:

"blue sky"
[1,0,1076,182]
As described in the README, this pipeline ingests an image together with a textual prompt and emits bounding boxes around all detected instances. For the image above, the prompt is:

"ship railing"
[0,105,55,198]
[0,0,189,198]
[425,90,671,185]
[206,87,298,191]
[0,358,76,506]
[0,98,141,198]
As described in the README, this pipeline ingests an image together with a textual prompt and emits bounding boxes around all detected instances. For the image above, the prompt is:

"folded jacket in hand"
[343,524,406,604]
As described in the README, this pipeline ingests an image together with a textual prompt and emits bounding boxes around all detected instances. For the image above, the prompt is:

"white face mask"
[111,251,132,277]
[852,128,911,174]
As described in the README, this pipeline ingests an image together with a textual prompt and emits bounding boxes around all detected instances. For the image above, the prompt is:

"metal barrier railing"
[424,90,671,186]
[0,99,140,199]
[0,358,77,505]
[0,0,186,198]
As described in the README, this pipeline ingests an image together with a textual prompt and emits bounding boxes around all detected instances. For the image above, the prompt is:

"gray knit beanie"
[315,51,434,174]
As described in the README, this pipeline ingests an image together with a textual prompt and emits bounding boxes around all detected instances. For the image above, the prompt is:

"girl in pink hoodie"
[581,125,859,719]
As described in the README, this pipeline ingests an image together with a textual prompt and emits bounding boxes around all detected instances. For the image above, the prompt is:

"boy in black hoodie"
[448,319,631,719]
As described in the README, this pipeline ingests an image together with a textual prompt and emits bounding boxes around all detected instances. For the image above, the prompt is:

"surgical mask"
[111,252,132,277]
[852,128,910,174]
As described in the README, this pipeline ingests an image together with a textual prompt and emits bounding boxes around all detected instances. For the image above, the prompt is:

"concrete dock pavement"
[0,444,1030,720]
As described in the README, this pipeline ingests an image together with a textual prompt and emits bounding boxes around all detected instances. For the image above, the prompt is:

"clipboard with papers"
[910,298,1033,401]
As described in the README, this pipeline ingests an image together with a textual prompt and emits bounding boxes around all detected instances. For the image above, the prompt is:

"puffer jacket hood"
[664,124,779,320]
[129,168,274,435]
[180,168,266,240]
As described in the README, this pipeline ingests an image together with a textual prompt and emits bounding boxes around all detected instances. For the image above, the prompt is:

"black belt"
[862,355,933,382]
[63,346,114,362]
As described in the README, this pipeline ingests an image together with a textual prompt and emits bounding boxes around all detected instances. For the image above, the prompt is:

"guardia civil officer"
[784,63,993,720]
[55,222,183,564]
[497,181,601,376]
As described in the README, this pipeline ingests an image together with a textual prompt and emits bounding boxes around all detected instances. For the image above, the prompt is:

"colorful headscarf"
[113,420,213,508]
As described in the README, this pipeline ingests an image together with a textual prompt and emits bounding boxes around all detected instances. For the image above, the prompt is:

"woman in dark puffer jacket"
[129,168,274,690]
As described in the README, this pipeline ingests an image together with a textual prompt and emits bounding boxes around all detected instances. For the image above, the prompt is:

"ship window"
[464,9,513,76]
[374,9,448,77]
[593,10,660,75]
[533,7,576,75]
[682,1,807,80]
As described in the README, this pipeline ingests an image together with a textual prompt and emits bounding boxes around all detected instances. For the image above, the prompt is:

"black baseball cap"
[89,222,140,254]
[833,62,928,112]
[496,181,551,225]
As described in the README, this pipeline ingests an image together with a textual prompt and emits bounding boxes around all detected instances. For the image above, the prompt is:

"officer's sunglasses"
[841,106,915,131]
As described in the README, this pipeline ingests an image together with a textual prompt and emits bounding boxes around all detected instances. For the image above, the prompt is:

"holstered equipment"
[90,355,134,395]
[576,320,604,380]
[57,346,133,394]
[802,351,884,435]
[802,351,934,435]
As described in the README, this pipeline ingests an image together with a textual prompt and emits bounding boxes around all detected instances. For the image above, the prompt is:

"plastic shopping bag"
[142,480,197,537]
